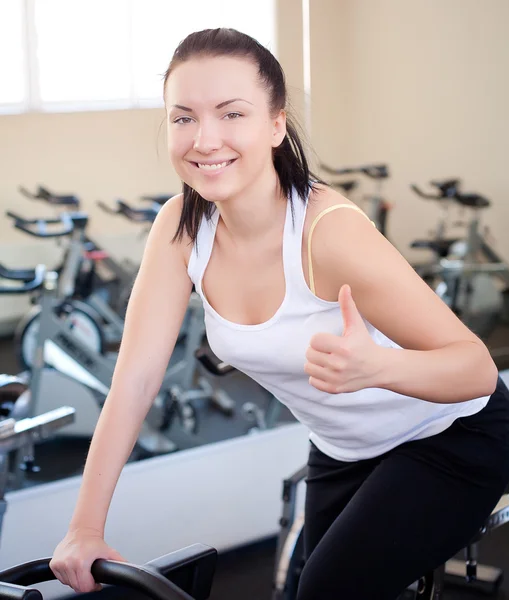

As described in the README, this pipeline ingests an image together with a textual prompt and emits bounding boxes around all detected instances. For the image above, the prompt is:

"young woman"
[50,29,509,599]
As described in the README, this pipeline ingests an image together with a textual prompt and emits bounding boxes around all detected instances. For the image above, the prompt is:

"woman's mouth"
[192,159,237,174]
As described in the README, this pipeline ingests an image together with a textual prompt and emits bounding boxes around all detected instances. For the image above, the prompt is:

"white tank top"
[187,187,490,461]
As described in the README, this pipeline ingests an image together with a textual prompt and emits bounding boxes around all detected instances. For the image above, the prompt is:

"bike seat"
[410,238,460,258]
[456,193,491,209]
[430,178,461,191]
[195,346,235,376]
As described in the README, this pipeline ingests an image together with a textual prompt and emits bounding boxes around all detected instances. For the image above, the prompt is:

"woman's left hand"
[305,285,384,394]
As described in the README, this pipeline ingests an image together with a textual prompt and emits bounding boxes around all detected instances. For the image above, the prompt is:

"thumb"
[338,285,364,335]
[108,549,128,563]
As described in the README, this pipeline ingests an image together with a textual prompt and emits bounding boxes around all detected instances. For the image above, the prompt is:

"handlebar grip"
[360,164,389,179]
[6,212,74,238]
[18,185,80,207]
[319,163,355,176]
[0,583,41,599]
[116,200,155,222]
[140,194,171,206]
[0,265,46,294]
[0,263,37,282]
[91,560,193,600]
[410,184,438,200]
[96,200,118,215]
[5,211,26,222]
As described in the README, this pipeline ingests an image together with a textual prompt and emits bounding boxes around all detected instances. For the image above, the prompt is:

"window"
[0,1,26,111]
[131,0,276,105]
[0,0,276,113]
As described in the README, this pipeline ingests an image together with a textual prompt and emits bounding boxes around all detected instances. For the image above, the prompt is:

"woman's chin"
[191,183,236,204]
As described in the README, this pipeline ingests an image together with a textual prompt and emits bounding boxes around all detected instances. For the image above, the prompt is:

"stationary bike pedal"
[211,389,235,416]
[161,392,199,435]
[19,459,41,474]
[179,401,199,434]
[445,559,503,595]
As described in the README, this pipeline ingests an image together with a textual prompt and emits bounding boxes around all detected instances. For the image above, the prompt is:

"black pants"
[297,377,509,600]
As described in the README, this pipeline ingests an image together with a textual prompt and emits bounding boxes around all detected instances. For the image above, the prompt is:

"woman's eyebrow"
[170,98,254,112]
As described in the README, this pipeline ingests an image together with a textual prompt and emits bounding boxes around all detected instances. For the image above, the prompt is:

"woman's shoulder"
[304,182,368,234]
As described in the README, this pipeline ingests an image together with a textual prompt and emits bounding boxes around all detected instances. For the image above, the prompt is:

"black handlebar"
[320,163,389,179]
[140,194,172,206]
[0,544,217,600]
[97,199,159,223]
[0,263,37,282]
[5,211,80,238]
[0,558,192,600]
[0,265,45,294]
[18,185,80,207]
[411,180,490,209]
[410,179,461,200]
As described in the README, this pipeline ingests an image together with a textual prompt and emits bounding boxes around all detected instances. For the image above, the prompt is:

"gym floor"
[1,326,509,599]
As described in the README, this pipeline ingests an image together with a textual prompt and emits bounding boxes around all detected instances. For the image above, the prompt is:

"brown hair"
[164,28,322,244]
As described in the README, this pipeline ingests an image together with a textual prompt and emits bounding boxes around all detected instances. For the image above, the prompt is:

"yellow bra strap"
[307,204,376,294]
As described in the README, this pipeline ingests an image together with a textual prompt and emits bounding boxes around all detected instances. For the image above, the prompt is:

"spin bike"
[6,210,112,369]
[410,179,509,340]
[16,185,174,319]
[1,257,237,457]
[0,268,77,491]
[272,465,509,599]
[0,543,216,600]
[18,185,136,317]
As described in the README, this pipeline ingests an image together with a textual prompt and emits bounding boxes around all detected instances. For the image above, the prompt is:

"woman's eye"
[224,112,242,120]
[174,116,193,124]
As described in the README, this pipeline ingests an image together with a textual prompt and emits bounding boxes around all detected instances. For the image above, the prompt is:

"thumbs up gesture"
[305,285,382,394]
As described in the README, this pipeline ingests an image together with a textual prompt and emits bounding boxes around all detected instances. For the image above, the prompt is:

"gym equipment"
[320,163,392,238]
[272,466,509,599]
[0,262,173,455]
[17,185,137,317]
[17,264,239,457]
[410,180,509,340]
[242,396,282,434]
[0,543,217,599]
[409,179,464,264]
[0,363,76,534]
[12,191,182,355]
[7,206,131,356]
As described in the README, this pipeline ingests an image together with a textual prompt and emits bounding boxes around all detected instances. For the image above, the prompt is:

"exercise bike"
[18,185,137,317]
[6,208,122,363]
[0,543,216,600]
[272,465,509,599]
[410,179,509,340]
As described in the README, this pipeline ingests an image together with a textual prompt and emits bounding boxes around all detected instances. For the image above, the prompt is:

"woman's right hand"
[50,528,126,594]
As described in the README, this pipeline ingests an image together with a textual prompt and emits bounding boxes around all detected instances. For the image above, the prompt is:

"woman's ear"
[272,109,287,148]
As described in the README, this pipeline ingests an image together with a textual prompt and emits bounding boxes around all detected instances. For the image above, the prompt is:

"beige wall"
[0,108,173,245]
[310,0,509,262]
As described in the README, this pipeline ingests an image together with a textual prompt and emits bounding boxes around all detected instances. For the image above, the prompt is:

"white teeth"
[197,160,231,170]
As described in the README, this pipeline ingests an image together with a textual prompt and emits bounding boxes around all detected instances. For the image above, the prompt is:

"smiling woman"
[48,27,509,600]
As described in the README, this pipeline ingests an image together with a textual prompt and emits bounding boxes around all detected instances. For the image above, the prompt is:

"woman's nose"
[193,121,222,153]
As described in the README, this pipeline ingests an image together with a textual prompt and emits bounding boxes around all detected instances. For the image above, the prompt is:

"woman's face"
[165,55,286,203]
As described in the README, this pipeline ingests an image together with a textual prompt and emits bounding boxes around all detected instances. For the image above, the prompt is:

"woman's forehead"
[165,56,263,103]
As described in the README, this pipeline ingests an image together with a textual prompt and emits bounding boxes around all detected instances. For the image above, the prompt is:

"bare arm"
[69,195,193,535]
[310,189,498,402]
